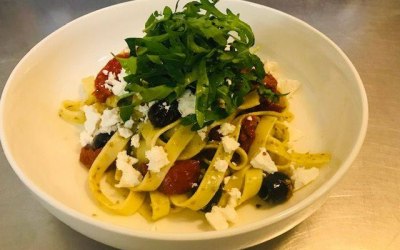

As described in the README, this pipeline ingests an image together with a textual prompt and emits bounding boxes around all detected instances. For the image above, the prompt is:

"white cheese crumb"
[212,206,238,223]
[117,68,127,80]
[226,79,232,86]
[228,188,242,207]
[135,101,154,120]
[177,90,196,117]
[278,79,300,97]
[103,70,128,96]
[197,126,207,141]
[99,108,120,131]
[250,147,277,173]
[115,151,142,188]
[291,167,319,190]
[102,69,109,75]
[130,134,140,148]
[247,116,253,121]
[221,136,240,153]
[111,80,127,96]
[205,196,240,230]
[124,118,134,129]
[79,131,93,147]
[118,127,133,138]
[136,104,149,115]
[162,102,170,111]
[223,176,231,185]
[191,183,198,188]
[82,105,101,135]
[218,123,236,136]
[214,159,229,172]
[218,205,238,223]
[145,146,170,172]
[205,207,229,231]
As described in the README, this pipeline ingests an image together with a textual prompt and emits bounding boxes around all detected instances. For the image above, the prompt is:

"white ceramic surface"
[0,0,367,249]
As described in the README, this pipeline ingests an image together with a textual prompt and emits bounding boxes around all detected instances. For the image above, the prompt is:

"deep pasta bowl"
[0,0,367,249]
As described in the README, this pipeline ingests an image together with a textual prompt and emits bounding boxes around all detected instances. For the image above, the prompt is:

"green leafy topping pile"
[118,0,270,128]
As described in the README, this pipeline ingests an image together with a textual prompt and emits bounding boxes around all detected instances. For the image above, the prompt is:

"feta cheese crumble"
[82,105,101,135]
[118,127,133,138]
[291,166,319,190]
[104,71,128,96]
[218,123,236,136]
[79,105,101,146]
[130,134,140,148]
[197,126,207,141]
[250,147,277,173]
[227,188,242,207]
[99,108,120,134]
[223,176,231,185]
[123,118,134,129]
[205,207,229,231]
[221,136,240,153]
[115,151,142,188]
[145,146,170,172]
[111,80,128,96]
[214,159,229,172]
[205,188,242,230]
[177,90,196,117]
[79,131,93,147]
[135,101,154,121]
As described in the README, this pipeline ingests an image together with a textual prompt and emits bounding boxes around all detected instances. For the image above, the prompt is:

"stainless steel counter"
[1,0,399,249]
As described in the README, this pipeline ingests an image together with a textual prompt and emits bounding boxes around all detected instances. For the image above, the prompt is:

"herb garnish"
[117,0,279,128]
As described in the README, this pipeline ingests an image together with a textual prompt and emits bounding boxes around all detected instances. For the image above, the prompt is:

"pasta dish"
[59,0,330,230]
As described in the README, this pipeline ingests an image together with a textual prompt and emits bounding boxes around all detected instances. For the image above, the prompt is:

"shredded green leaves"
[118,0,278,127]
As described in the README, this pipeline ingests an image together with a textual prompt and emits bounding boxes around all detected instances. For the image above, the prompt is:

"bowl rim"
[0,0,368,241]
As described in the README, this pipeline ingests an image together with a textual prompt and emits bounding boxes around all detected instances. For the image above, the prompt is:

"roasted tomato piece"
[93,53,129,102]
[239,115,260,152]
[158,160,201,195]
[79,146,102,168]
[263,73,278,93]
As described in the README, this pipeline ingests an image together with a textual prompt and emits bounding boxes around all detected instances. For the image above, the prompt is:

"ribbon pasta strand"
[88,132,145,215]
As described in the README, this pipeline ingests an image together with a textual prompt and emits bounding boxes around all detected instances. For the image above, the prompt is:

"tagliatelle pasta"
[59,0,330,231]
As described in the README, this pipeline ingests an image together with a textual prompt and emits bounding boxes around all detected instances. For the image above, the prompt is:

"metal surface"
[0,0,399,249]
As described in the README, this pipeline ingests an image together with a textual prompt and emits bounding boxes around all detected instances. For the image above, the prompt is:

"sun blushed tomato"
[79,146,102,168]
[239,116,260,152]
[158,160,201,195]
[263,73,278,93]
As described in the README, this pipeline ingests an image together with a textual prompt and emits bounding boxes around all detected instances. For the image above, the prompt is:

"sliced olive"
[92,133,113,149]
[258,172,293,204]
[148,100,181,128]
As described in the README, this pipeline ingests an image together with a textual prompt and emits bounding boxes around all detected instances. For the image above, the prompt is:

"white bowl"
[0,0,368,249]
